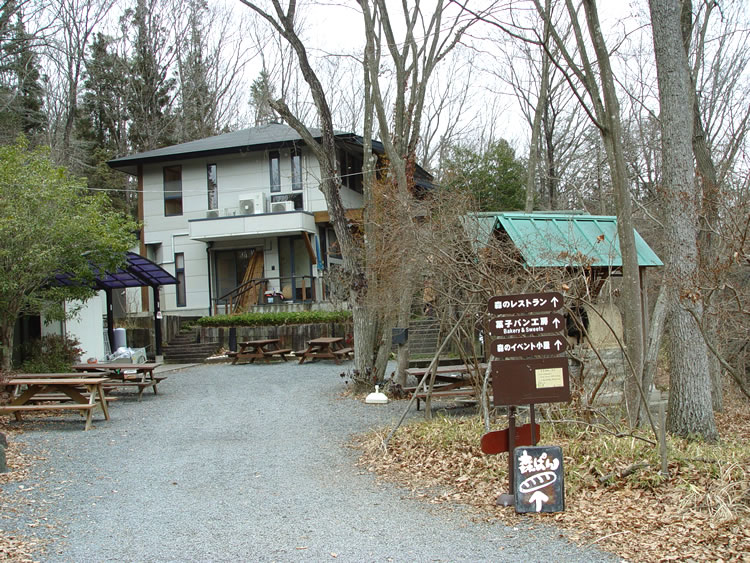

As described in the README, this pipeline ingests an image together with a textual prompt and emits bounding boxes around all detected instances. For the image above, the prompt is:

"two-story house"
[108,123,431,318]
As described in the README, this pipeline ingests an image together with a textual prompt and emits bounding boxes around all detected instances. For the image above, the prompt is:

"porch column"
[105,288,115,356]
[152,285,163,357]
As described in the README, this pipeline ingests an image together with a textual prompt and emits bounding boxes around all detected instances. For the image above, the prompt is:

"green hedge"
[194,310,352,327]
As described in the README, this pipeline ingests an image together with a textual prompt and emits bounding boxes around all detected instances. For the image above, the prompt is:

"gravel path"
[3,362,614,562]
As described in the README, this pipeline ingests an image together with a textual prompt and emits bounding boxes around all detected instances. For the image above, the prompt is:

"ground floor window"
[278,236,313,301]
[175,253,186,307]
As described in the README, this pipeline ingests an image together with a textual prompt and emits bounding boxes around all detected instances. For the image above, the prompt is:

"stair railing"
[215,278,268,315]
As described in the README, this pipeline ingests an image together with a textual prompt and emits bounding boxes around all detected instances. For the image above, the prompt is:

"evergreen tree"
[175,0,218,142]
[0,2,45,144]
[76,33,132,214]
[125,0,175,152]
[250,69,277,126]
[441,139,527,212]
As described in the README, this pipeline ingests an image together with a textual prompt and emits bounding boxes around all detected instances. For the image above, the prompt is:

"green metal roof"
[493,212,662,268]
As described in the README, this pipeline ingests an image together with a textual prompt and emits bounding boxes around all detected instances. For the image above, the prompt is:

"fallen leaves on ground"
[0,421,48,563]
[355,397,750,562]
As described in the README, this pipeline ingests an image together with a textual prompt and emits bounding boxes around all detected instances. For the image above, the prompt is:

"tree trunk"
[525,0,551,213]
[0,321,14,372]
[582,0,645,426]
[680,0,723,412]
[649,0,717,441]
[642,284,668,401]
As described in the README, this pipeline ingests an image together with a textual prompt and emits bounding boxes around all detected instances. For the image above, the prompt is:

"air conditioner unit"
[206,209,220,218]
[270,200,295,213]
[238,192,266,215]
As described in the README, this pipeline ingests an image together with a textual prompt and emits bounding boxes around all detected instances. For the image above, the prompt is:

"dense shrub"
[20,334,83,373]
[194,310,352,327]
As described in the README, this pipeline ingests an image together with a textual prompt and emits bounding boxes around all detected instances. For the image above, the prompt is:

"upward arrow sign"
[529,490,549,512]
[551,295,559,308]
[552,317,561,329]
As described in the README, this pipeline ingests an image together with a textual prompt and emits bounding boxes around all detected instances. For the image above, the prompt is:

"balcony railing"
[213,275,318,315]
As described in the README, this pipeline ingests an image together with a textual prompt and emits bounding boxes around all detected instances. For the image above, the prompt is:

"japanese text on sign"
[489,313,564,337]
[514,446,565,513]
[491,336,567,358]
[488,292,563,314]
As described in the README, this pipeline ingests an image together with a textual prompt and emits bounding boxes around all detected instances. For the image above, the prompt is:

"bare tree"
[45,0,112,163]
[359,0,480,383]
[172,0,252,141]
[649,0,717,441]
[515,0,646,425]
[238,0,372,374]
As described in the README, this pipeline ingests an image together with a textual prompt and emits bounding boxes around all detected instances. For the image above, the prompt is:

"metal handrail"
[213,275,318,315]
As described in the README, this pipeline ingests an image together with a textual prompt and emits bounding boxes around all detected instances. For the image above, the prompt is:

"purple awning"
[53,251,178,290]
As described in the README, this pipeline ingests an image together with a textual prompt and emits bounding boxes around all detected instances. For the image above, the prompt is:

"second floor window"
[207,164,218,210]
[291,148,302,191]
[269,150,280,192]
[163,165,183,216]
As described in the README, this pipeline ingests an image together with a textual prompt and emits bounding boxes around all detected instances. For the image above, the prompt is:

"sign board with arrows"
[491,335,568,358]
[484,291,569,512]
[488,312,564,337]
[513,446,565,513]
[488,292,564,314]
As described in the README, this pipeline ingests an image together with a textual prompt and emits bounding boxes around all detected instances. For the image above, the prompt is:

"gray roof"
[107,122,434,183]
[108,123,325,174]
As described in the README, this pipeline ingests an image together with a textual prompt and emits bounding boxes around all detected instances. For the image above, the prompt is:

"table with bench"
[296,337,352,364]
[71,362,165,400]
[1,376,111,431]
[404,363,487,410]
[228,339,292,364]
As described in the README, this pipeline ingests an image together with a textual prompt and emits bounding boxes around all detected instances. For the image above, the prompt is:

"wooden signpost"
[482,291,571,513]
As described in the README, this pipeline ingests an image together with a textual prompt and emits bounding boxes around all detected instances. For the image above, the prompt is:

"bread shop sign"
[482,291,571,514]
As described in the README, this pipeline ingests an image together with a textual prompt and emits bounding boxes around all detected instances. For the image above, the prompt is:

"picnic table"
[71,362,165,400]
[405,363,487,383]
[1,376,111,431]
[296,337,352,364]
[229,339,291,364]
[404,363,487,411]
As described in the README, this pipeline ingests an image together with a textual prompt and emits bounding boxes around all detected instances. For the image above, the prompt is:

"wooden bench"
[333,347,353,360]
[412,388,478,411]
[263,348,292,361]
[102,380,160,401]
[25,393,119,404]
[0,404,98,414]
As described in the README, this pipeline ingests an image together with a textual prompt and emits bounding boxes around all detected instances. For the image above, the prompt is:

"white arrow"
[529,490,549,512]
[554,339,564,351]
[552,317,561,329]
[551,296,559,308]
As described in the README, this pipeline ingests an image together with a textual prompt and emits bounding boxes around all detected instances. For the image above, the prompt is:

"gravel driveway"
[3,362,614,562]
